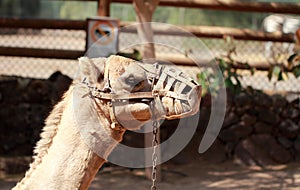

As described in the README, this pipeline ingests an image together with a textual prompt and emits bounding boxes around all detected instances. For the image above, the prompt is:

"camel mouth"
[123,79,202,121]
[130,98,152,104]
[159,85,202,120]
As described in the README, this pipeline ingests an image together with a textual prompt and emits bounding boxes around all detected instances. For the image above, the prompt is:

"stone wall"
[0,72,72,156]
[0,74,300,167]
[199,91,300,166]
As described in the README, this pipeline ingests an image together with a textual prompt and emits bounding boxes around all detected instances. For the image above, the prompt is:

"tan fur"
[13,55,201,190]
[14,86,71,189]
[13,85,108,190]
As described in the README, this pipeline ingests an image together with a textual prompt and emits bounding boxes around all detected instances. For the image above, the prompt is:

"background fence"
[1,0,300,96]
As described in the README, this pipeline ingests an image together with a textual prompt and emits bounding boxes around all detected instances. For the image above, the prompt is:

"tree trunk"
[133,0,159,59]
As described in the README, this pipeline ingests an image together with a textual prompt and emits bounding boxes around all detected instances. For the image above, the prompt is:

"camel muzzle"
[138,62,202,120]
[83,61,201,130]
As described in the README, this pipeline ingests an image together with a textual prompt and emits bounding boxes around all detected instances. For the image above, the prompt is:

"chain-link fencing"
[0,26,299,95]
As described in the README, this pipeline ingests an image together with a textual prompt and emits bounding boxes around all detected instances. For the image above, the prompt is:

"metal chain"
[150,75,158,190]
[151,119,159,190]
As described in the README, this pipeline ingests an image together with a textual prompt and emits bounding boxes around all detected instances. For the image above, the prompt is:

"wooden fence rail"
[121,21,295,42]
[0,18,295,42]
[112,0,300,14]
[0,18,86,30]
[0,47,84,60]
[0,18,296,69]
[65,0,300,15]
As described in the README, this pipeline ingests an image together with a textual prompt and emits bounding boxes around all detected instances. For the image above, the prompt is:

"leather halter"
[82,61,157,131]
[82,60,201,131]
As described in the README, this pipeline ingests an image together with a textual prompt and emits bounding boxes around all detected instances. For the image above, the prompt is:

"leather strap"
[92,91,154,100]
[107,101,125,132]
[83,59,200,128]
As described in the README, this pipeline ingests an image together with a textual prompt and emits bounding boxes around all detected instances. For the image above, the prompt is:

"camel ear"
[75,57,106,84]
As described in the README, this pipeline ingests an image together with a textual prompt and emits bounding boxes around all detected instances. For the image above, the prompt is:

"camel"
[13,55,201,190]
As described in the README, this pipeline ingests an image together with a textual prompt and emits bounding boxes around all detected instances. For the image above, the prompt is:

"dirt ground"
[2,158,300,190]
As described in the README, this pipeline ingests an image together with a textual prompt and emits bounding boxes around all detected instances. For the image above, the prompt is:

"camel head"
[75,55,201,131]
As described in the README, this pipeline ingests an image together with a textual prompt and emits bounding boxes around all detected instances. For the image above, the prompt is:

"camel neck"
[13,87,122,190]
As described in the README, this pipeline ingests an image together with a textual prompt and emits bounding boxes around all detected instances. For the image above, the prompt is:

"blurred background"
[1,0,300,189]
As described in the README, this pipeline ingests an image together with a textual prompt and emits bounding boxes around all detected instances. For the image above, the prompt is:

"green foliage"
[197,37,252,96]
[59,1,97,20]
[117,49,142,61]
[267,53,300,82]
[197,37,300,97]
[293,66,300,78]
[110,4,136,21]
[196,59,244,97]
[0,0,40,18]
[289,54,300,79]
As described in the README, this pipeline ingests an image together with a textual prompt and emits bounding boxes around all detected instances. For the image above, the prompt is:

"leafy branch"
[197,36,253,96]
[197,36,300,97]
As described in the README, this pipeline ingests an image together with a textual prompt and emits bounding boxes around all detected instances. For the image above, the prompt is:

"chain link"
[151,119,158,190]
[150,74,159,190]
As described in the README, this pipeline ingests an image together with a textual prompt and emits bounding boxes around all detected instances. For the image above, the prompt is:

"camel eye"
[126,76,136,85]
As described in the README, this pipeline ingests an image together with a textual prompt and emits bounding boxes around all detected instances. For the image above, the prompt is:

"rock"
[219,122,252,142]
[24,79,50,104]
[252,134,292,164]
[278,119,299,139]
[48,71,72,103]
[234,92,252,107]
[294,136,300,152]
[0,74,67,157]
[257,109,279,125]
[281,107,300,119]
[201,94,212,107]
[295,137,300,161]
[225,103,233,116]
[0,76,21,104]
[225,142,237,156]
[198,106,210,131]
[231,123,253,139]
[222,112,239,128]
[235,105,252,116]
[269,143,292,164]
[234,134,292,166]
[254,122,273,134]
[240,114,256,127]
[254,93,272,107]
[201,139,227,164]
[219,128,239,143]
[0,156,31,175]
[234,136,276,166]
[277,136,293,149]
[290,98,300,108]
[247,106,258,116]
[272,94,287,108]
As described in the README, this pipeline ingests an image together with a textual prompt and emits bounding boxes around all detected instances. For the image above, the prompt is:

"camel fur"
[13,55,201,190]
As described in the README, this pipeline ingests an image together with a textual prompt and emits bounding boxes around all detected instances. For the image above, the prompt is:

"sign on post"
[86,17,119,58]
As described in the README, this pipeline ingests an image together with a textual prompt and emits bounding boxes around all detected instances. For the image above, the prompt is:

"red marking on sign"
[91,21,115,45]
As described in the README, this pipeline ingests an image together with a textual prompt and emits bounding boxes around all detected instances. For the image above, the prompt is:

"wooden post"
[132,0,161,182]
[133,0,159,59]
[97,0,111,17]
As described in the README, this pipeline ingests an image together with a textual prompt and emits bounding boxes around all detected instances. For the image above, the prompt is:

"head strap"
[82,60,201,129]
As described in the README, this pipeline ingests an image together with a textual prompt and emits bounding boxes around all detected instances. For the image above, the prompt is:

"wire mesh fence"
[0,28,86,50]
[0,28,85,78]
[0,26,299,95]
